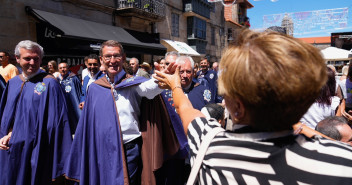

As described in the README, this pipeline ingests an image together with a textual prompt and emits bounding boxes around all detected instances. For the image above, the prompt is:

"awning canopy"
[26,7,166,55]
[321,47,352,61]
[161,39,200,56]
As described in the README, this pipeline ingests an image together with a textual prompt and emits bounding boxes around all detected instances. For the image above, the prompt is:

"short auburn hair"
[218,29,327,131]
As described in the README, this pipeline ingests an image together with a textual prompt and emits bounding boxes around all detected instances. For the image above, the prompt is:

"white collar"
[22,69,44,81]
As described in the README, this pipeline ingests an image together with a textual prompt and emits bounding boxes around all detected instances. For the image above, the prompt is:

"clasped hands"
[153,61,181,90]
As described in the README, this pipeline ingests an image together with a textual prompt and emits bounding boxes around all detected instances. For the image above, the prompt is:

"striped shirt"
[188,117,352,185]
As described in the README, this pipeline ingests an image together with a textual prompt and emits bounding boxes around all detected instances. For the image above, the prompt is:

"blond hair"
[218,29,327,130]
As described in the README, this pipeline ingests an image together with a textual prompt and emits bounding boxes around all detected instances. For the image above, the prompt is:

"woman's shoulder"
[188,117,223,145]
[189,117,222,132]
[330,96,341,108]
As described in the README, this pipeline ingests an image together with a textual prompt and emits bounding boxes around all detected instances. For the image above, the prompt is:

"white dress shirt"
[86,72,100,92]
[114,75,163,143]
[81,68,89,81]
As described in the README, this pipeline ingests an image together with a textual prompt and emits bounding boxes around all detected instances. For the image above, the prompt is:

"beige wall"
[0,0,244,63]
[0,0,115,53]
[157,1,232,63]
[157,0,185,42]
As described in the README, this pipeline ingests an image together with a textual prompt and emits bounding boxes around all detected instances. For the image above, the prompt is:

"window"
[183,0,211,19]
[228,28,233,42]
[210,3,215,13]
[187,17,206,40]
[171,13,179,37]
[211,27,215,45]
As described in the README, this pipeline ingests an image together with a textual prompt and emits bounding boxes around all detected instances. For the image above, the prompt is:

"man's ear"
[16,56,20,64]
[99,56,104,66]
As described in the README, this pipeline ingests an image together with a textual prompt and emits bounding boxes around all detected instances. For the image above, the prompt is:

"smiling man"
[79,54,104,109]
[0,40,72,185]
[65,40,179,185]
[197,57,222,103]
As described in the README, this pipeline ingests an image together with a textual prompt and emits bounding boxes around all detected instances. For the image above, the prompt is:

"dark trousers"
[124,137,142,185]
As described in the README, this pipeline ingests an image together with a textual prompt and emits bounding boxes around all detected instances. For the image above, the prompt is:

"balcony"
[116,0,165,22]
[183,0,211,20]
[188,38,207,54]
[238,15,250,28]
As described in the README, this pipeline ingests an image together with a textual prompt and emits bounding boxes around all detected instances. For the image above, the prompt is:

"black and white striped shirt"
[188,117,352,185]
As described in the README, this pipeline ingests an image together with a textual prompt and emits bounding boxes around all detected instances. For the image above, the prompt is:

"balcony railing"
[183,0,211,19]
[117,0,165,18]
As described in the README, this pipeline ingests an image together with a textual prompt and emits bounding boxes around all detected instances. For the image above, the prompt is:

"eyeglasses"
[87,63,99,67]
[103,54,122,61]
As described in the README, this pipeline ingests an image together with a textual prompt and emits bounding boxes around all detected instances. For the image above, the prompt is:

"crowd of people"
[0,28,351,185]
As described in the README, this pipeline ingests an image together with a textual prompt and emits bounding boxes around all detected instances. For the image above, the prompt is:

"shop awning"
[321,47,352,61]
[26,7,166,55]
[161,39,200,56]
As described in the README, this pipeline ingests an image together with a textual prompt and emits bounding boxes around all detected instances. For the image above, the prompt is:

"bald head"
[316,116,352,145]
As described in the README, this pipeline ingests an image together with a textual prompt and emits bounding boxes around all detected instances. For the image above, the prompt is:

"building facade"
[0,0,252,66]
[157,0,253,63]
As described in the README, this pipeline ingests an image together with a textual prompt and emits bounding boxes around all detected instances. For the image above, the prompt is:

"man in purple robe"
[196,57,222,103]
[0,40,73,185]
[64,40,180,185]
[58,62,82,133]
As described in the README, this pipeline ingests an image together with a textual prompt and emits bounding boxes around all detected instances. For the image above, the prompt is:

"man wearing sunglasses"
[0,51,19,82]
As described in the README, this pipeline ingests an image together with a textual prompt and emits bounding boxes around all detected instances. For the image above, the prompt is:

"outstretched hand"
[154,61,178,75]
[154,65,181,90]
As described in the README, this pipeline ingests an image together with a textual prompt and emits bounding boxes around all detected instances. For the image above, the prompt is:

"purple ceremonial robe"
[64,74,148,185]
[59,71,82,133]
[0,73,73,185]
[0,74,6,96]
[161,90,189,158]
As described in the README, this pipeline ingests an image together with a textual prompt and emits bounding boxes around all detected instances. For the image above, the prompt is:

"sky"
[246,0,352,38]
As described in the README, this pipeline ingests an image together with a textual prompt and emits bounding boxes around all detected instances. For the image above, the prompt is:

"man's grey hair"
[316,116,349,141]
[15,40,44,59]
[130,57,139,64]
[165,51,180,59]
[176,56,194,69]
